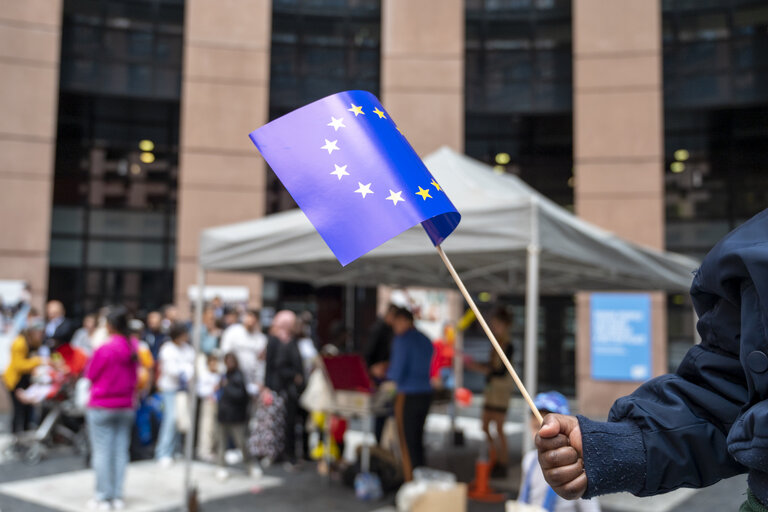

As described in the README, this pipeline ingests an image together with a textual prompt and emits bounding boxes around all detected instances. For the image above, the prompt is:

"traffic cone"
[468,444,506,502]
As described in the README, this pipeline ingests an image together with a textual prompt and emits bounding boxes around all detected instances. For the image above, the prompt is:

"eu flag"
[249,90,461,266]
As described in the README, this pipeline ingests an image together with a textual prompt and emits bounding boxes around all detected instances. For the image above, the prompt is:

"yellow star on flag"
[348,104,364,117]
[372,107,386,119]
[430,179,442,192]
[415,186,432,200]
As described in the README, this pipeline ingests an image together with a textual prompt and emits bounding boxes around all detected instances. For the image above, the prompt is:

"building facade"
[2,0,767,414]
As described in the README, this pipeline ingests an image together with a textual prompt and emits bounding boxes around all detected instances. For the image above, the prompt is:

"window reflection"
[50,0,183,317]
[60,0,183,100]
[465,0,573,209]
[267,0,382,214]
[664,0,768,259]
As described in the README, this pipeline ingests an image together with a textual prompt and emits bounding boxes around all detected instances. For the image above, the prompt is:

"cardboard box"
[412,483,467,512]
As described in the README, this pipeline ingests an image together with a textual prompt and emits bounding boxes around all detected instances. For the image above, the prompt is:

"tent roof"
[199,147,698,293]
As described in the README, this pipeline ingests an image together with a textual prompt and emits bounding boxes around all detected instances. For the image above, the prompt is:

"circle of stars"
[320,102,445,209]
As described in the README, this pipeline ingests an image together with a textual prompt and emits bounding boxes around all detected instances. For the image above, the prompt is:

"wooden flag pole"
[436,244,543,424]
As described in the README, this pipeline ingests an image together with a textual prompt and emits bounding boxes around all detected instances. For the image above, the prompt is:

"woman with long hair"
[85,306,138,511]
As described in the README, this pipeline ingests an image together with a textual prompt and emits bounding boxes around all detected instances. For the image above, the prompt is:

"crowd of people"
[1,298,317,510]
[2,292,591,511]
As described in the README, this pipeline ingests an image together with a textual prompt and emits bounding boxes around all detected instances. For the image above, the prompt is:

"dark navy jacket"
[579,208,768,502]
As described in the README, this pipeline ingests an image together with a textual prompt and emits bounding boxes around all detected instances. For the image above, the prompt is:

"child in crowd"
[155,323,195,467]
[130,319,155,399]
[216,352,259,480]
[197,352,221,462]
[516,392,600,512]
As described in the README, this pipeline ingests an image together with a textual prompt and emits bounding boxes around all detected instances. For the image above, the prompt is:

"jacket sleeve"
[580,343,747,497]
[10,339,42,374]
[580,296,748,498]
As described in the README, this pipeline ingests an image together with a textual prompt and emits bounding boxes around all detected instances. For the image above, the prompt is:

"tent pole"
[523,197,541,454]
[184,264,205,510]
[436,245,542,423]
[345,284,354,352]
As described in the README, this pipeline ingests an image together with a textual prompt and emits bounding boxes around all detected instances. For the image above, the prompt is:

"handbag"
[74,377,91,411]
[299,368,333,411]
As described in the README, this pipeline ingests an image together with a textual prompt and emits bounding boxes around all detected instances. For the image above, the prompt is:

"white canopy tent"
[199,147,696,293]
[184,147,699,494]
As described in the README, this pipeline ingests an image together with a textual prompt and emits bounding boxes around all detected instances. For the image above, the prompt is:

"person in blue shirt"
[387,306,433,481]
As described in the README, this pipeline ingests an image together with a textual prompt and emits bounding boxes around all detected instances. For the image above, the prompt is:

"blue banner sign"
[590,293,651,381]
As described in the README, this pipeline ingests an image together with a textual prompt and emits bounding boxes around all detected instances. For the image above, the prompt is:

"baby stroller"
[7,366,89,465]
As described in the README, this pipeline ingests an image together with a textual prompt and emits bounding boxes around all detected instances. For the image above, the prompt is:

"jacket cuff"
[577,415,646,498]
[749,470,768,508]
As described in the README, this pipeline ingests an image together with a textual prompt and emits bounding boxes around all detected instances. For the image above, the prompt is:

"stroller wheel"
[24,443,45,465]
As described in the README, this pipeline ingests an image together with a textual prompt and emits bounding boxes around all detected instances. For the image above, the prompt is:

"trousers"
[155,391,178,460]
[217,422,250,467]
[87,408,134,501]
[394,392,432,481]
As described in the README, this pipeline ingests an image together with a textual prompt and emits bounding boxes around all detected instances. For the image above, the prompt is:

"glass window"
[465,0,573,209]
[664,1,768,255]
[50,0,183,315]
[60,0,184,100]
[267,0,382,214]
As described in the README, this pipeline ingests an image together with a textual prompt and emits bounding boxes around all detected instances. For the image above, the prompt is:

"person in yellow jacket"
[4,319,45,433]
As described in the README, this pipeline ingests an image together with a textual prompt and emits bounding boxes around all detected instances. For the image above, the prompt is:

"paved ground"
[0,405,750,511]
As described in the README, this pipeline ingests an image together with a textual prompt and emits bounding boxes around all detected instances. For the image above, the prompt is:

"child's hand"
[535,413,587,500]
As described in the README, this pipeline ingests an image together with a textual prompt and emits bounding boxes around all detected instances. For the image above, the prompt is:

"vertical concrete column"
[175,0,272,312]
[573,0,667,416]
[0,0,62,310]
[381,0,464,155]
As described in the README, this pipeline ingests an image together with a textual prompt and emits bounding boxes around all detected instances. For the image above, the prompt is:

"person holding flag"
[535,209,768,512]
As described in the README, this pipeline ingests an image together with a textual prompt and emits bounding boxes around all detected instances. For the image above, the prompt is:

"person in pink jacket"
[85,306,138,511]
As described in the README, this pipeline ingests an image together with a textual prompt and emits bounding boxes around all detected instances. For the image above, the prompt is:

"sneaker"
[112,499,125,510]
[249,465,263,478]
[158,457,173,468]
[216,468,230,481]
[87,499,111,511]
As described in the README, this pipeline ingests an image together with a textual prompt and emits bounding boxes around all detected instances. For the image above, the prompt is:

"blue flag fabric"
[249,90,461,266]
